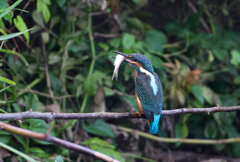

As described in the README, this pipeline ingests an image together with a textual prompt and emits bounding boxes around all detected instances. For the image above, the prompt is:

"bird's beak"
[112,51,129,57]
[111,51,134,64]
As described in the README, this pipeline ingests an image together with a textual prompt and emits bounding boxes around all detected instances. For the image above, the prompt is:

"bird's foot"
[136,111,142,117]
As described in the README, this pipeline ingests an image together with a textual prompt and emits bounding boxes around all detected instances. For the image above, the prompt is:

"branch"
[188,1,211,33]
[110,124,240,145]
[0,122,120,162]
[0,105,240,122]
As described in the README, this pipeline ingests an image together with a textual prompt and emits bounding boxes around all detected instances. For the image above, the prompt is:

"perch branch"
[0,105,240,122]
[0,122,120,162]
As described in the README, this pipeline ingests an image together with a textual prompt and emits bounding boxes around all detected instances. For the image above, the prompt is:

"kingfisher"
[112,51,163,134]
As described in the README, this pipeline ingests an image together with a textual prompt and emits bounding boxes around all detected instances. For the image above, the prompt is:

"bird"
[112,51,163,134]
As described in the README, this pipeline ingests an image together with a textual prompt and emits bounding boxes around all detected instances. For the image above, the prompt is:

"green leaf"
[176,89,185,105]
[12,103,21,112]
[227,126,239,138]
[233,76,240,86]
[32,10,44,26]
[0,49,29,66]
[0,76,15,85]
[84,75,97,95]
[204,121,217,138]
[37,0,51,23]
[199,86,214,105]
[212,48,228,61]
[14,15,29,44]
[109,38,121,48]
[182,123,189,138]
[191,85,204,105]
[208,50,214,62]
[175,123,183,138]
[41,32,49,43]
[103,87,115,96]
[48,53,61,64]
[0,135,12,144]
[145,29,168,53]
[48,155,64,162]
[213,112,236,136]
[13,134,29,152]
[28,119,55,145]
[0,85,11,93]
[41,3,50,23]
[122,33,135,48]
[187,13,201,31]
[126,17,144,32]
[0,18,5,28]
[0,0,22,19]
[230,50,240,66]
[0,28,33,41]
[83,119,114,137]
[231,143,240,158]
[146,54,162,68]
[83,137,125,161]
[50,15,60,29]
[132,0,140,4]
[98,42,109,51]
[76,85,83,98]
[29,147,51,158]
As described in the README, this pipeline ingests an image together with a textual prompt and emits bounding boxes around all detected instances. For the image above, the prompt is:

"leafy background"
[0,0,240,161]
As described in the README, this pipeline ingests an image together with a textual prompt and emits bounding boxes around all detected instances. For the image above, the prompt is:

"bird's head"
[112,51,154,75]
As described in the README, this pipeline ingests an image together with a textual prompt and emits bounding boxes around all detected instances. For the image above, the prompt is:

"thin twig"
[94,32,118,38]
[202,3,216,34]
[81,6,97,113]
[0,105,240,122]
[89,11,106,16]
[188,1,211,33]
[18,89,75,99]
[41,38,57,104]
[0,122,120,162]
[19,1,30,16]
[111,124,240,145]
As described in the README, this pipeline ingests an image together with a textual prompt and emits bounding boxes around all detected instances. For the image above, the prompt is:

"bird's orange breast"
[135,71,143,112]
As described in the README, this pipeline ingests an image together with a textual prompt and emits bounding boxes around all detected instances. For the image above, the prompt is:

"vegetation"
[0,0,240,161]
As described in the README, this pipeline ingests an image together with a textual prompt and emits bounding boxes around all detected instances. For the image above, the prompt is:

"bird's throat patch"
[140,67,158,95]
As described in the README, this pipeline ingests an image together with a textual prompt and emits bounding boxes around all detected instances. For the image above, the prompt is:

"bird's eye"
[129,55,136,61]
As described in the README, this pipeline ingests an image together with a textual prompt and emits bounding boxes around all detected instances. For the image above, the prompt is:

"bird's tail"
[149,114,161,134]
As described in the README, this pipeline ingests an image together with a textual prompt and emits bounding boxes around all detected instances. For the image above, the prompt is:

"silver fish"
[112,55,125,80]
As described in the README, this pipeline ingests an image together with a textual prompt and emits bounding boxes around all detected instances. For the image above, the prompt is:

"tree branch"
[0,122,120,162]
[0,105,239,122]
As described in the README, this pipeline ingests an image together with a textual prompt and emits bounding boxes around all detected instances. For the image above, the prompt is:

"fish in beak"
[111,51,133,80]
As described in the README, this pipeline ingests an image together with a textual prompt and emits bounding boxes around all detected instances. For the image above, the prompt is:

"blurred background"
[1,0,240,161]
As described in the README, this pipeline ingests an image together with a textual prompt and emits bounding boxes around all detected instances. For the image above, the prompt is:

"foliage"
[0,0,240,161]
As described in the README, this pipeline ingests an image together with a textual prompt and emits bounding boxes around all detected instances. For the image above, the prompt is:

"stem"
[42,38,57,104]
[203,3,216,34]
[80,8,96,113]
[122,153,156,162]
[80,94,89,113]
[112,125,240,145]
[18,89,75,99]
[88,14,96,76]
[0,142,37,162]
[17,77,43,96]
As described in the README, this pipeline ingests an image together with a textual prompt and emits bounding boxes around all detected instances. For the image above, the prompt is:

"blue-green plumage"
[112,52,163,135]
[135,72,163,134]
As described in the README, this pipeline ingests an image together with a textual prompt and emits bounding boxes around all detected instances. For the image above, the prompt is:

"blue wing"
[135,73,163,122]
